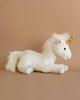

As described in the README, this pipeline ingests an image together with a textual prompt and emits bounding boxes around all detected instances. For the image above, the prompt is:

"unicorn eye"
[64,48,66,50]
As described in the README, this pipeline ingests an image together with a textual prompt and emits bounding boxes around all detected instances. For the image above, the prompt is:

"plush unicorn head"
[52,33,74,60]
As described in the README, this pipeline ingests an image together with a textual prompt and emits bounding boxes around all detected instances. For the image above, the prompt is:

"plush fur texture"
[6,33,73,74]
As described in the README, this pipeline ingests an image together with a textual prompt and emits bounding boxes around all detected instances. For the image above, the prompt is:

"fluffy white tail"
[6,51,22,72]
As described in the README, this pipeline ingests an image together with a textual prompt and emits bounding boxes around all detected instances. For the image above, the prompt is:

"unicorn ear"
[56,40,61,45]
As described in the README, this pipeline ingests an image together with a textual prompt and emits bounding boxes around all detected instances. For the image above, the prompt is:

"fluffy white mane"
[52,32,71,41]
[43,32,71,51]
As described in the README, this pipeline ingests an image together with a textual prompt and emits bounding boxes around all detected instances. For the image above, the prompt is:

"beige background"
[0,0,80,68]
[0,1,80,100]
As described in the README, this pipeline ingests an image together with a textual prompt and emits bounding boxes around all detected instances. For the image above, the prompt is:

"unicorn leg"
[59,65,68,74]
[35,64,68,74]
[26,67,34,74]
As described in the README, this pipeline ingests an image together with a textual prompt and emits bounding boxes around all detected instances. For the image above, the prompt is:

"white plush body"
[6,33,72,74]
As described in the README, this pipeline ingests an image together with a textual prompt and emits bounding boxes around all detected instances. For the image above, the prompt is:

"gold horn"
[66,34,74,44]
[58,33,63,34]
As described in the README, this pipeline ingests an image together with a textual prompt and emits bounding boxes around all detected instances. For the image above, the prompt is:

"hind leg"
[17,64,34,74]
[17,62,34,74]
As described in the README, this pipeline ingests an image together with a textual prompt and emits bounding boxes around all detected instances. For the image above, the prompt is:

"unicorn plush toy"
[6,32,74,74]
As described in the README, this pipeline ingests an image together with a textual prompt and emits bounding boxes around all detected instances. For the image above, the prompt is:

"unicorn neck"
[42,46,56,62]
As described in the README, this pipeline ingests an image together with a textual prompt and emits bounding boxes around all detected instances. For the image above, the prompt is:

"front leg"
[58,64,68,74]
[36,64,68,74]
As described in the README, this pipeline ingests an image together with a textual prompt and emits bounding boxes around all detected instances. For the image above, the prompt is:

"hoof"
[59,68,65,74]
[26,67,33,74]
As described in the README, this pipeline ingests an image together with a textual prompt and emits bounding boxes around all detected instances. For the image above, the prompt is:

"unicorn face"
[53,40,72,60]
